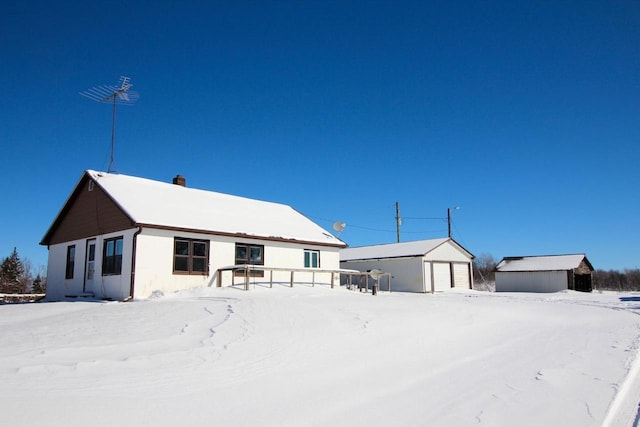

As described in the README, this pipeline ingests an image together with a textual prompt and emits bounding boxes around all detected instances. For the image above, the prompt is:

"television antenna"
[80,76,139,173]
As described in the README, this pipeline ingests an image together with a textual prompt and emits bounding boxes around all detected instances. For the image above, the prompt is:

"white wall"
[495,271,568,293]
[424,243,471,262]
[47,227,342,300]
[45,229,136,301]
[133,228,342,298]
[340,258,424,293]
[45,242,83,300]
[340,241,474,293]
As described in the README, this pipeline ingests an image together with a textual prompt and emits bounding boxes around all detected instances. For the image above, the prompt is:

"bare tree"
[473,253,497,291]
[19,258,34,293]
[593,269,640,291]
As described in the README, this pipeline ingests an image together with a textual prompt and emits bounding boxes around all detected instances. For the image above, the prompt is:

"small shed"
[495,254,594,293]
[340,238,474,293]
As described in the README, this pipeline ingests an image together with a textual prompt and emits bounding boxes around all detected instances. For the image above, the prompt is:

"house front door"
[84,239,96,295]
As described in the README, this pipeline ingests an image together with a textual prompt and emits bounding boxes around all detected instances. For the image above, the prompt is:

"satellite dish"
[369,269,383,281]
[332,221,346,233]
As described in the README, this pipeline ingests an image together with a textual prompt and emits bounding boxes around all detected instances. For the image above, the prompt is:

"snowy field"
[2,285,640,427]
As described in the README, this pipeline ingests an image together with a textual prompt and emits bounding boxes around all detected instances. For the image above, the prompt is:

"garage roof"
[341,238,472,261]
[496,254,593,272]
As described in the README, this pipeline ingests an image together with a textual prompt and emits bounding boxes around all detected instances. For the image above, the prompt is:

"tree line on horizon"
[472,253,640,291]
[1,248,638,295]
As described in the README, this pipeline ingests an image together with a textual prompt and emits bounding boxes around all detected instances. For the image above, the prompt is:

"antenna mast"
[80,76,139,173]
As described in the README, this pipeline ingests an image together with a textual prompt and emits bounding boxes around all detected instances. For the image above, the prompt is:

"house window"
[235,243,264,276]
[174,238,209,274]
[304,250,320,268]
[65,245,75,279]
[102,236,123,276]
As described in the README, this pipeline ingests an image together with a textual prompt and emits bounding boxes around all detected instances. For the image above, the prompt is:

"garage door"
[452,263,470,289]
[433,262,452,291]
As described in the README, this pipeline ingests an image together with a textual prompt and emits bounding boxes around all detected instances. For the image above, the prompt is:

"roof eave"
[139,224,347,248]
[40,171,92,246]
[40,170,137,246]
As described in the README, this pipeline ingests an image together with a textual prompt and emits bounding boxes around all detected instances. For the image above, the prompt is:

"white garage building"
[495,254,594,293]
[340,238,474,293]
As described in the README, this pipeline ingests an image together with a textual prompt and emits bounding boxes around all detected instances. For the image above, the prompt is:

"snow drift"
[1,286,639,426]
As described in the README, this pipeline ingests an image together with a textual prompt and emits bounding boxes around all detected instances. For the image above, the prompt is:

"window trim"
[173,237,210,275]
[102,236,124,276]
[65,245,75,279]
[304,249,320,268]
[234,243,264,277]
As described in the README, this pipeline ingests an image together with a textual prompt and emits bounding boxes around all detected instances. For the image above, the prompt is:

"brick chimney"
[172,174,186,187]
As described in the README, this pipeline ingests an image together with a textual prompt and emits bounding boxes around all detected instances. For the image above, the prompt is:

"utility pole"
[395,202,401,243]
[448,206,460,238]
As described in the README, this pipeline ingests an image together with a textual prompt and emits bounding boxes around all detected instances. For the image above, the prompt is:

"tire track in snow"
[602,327,640,427]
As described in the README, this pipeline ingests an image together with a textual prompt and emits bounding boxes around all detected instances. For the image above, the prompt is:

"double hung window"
[235,243,264,276]
[102,237,123,275]
[174,238,209,274]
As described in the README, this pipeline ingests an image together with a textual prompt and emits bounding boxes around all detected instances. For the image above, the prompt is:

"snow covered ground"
[2,285,640,426]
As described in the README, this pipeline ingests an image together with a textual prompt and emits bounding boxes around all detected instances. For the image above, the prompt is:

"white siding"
[495,271,568,293]
[425,242,472,292]
[340,258,424,293]
[133,228,342,298]
[46,229,136,301]
[424,243,470,262]
[339,240,474,294]
[423,262,432,293]
[45,241,84,300]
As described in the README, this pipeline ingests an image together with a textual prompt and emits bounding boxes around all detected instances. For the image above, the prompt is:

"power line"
[307,215,444,235]
[402,216,446,221]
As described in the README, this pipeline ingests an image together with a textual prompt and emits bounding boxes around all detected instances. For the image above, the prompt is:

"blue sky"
[1,1,638,272]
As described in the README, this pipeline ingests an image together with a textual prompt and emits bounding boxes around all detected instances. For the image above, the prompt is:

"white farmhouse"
[340,238,474,293]
[40,170,346,300]
[495,254,594,293]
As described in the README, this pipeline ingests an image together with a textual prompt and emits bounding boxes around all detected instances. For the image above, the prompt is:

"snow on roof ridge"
[344,237,449,250]
[341,238,454,261]
[503,253,586,260]
[85,170,344,246]
[87,169,286,207]
[496,254,589,272]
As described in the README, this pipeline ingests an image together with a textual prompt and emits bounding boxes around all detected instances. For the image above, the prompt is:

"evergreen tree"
[0,248,25,294]
[32,274,46,294]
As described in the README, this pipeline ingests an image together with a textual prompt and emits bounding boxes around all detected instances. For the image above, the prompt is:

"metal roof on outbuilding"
[495,254,593,272]
[341,238,472,261]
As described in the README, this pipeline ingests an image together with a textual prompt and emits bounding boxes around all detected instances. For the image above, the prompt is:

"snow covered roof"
[340,238,471,261]
[45,170,345,247]
[495,254,592,272]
